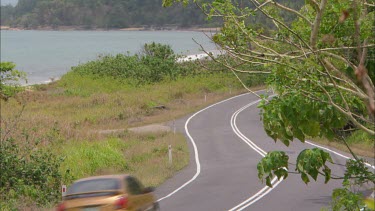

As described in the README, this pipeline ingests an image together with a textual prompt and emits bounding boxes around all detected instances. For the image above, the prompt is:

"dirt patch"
[128,124,171,133]
[96,124,171,135]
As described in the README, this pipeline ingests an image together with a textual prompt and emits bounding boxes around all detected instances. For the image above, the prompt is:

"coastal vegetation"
[0,43,257,209]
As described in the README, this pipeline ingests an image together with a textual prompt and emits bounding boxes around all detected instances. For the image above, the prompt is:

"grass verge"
[57,132,189,187]
[312,133,375,159]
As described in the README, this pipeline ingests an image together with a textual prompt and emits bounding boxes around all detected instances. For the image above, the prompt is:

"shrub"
[70,43,181,84]
[0,137,69,209]
[0,62,26,100]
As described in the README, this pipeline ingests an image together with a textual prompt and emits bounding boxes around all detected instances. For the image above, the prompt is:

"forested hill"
[0,0,304,30]
[0,0,214,29]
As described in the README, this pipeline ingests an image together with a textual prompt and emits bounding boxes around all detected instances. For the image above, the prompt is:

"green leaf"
[293,128,305,142]
[257,151,289,187]
[304,121,321,137]
[301,173,310,184]
[280,138,290,146]
[323,167,331,184]
[266,177,272,188]
[310,169,319,181]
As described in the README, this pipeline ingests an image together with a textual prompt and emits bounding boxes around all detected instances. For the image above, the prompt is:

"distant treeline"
[1,0,304,29]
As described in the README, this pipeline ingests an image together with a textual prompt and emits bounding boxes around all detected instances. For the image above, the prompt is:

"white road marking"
[157,92,251,202]
[229,98,283,211]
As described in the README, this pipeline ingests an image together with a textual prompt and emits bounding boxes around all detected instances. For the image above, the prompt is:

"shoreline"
[0,25,220,32]
[23,50,223,87]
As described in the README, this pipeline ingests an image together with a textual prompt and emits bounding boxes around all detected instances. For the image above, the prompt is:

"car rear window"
[67,178,120,195]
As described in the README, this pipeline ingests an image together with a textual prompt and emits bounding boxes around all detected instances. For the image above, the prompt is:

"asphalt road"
[154,92,373,211]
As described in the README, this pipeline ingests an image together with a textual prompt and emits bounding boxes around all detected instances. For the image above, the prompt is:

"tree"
[164,0,375,210]
[0,62,26,101]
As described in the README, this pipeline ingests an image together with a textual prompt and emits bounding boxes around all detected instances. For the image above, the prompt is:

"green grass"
[346,130,374,146]
[57,132,189,187]
[312,130,374,158]
[59,138,130,180]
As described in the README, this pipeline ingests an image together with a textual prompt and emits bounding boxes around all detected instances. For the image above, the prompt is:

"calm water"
[1,30,216,84]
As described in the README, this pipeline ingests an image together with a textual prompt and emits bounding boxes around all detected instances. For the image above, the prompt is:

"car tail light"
[56,202,65,211]
[115,196,128,209]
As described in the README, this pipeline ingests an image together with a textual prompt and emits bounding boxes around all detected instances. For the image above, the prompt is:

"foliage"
[0,135,69,209]
[332,158,375,211]
[70,43,180,84]
[259,93,351,145]
[140,42,179,81]
[257,148,333,187]
[295,148,333,184]
[257,151,288,187]
[164,0,375,210]
[332,188,366,211]
[67,42,231,85]
[0,61,26,100]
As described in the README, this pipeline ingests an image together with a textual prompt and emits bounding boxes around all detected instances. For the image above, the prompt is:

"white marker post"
[173,119,176,134]
[62,185,67,198]
[204,94,207,102]
[168,145,172,165]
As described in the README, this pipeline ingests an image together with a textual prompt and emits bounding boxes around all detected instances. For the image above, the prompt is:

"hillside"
[0,0,216,29]
[1,0,304,30]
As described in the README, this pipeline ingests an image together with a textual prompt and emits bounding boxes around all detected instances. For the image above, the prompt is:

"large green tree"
[164,0,375,210]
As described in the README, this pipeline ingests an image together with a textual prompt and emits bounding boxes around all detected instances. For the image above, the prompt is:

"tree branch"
[310,0,327,50]
[269,1,313,26]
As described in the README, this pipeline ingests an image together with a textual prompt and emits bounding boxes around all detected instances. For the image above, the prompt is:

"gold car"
[56,174,159,211]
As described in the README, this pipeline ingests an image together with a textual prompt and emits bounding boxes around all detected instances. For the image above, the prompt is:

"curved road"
[154,92,371,211]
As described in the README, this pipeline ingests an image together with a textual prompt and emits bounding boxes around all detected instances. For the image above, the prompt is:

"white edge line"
[237,179,283,211]
[157,92,253,202]
[232,101,267,156]
[228,97,283,211]
[228,177,282,211]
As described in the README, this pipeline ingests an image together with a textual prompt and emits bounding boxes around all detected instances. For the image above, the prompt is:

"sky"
[1,0,17,6]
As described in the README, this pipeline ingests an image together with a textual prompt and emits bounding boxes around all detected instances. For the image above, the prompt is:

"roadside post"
[168,145,172,165]
[62,185,67,198]
[173,119,176,134]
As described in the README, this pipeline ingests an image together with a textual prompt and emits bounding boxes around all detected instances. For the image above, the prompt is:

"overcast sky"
[1,0,18,6]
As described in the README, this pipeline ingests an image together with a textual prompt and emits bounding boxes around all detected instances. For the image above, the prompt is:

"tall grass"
[57,132,188,187]
[59,138,129,180]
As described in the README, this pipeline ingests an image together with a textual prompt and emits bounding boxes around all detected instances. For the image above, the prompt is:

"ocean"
[0,30,217,84]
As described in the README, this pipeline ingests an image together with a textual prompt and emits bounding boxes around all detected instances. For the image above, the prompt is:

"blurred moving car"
[56,174,159,211]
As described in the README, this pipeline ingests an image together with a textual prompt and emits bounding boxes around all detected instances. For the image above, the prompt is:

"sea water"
[1,30,217,84]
